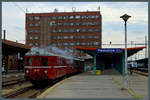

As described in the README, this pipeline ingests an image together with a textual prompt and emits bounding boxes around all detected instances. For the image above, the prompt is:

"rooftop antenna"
[54,8,58,12]
[72,7,76,12]
[98,6,100,11]
[26,8,28,13]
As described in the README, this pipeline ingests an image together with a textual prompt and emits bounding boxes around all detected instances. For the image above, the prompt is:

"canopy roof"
[75,46,146,57]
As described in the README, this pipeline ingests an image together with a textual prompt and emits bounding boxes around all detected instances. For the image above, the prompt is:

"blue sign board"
[97,48,122,53]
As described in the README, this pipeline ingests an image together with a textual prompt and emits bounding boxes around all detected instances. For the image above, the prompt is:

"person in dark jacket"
[130,64,133,75]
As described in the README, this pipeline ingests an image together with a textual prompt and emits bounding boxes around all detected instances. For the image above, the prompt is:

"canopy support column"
[93,53,97,75]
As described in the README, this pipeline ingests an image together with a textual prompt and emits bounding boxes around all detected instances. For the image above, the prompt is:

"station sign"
[97,48,122,53]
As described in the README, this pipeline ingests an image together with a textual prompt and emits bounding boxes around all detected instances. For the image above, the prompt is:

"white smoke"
[26,46,80,64]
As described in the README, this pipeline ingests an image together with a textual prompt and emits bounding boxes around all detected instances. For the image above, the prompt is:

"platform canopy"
[75,46,146,57]
[75,46,146,75]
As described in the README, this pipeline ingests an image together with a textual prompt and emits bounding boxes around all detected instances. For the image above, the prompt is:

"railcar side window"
[27,57,33,66]
[41,58,48,66]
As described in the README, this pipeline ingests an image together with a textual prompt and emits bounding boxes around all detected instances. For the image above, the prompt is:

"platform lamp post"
[120,14,131,90]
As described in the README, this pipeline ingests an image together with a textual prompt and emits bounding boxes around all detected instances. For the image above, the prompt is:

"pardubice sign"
[97,48,122,53]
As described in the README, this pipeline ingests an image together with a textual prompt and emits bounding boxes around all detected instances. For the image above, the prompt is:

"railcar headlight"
[26,70,29,73]
[44,70,48,73]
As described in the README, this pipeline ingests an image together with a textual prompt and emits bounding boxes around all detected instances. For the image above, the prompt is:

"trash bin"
[92,70,101,75]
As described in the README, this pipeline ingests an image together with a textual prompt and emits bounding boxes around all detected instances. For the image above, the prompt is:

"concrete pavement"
[37,68,148,98]
[44,72,132,98]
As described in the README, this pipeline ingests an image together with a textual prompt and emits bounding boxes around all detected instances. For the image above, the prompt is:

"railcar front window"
[41,58,48,66]
[27,57,33,66]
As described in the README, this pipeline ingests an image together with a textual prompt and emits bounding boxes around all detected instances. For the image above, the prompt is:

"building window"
[75,22,80,25]
[52,16,56,20]
[29,36,32,40]
[64,36,68,39]
[75,15,80,19]
[88,29,93,32]
[74,36,80,39]
[69,29,74,33]
[76,29,80,32]
[52,30,56,33]
[48,17,51,20]
[58,23,63,26]
[70,23,74,26]
[82,29,86,32]
[81,36,86,39]
[58,36,62,39]
[35,43,38,46]
[28,30,33,34]
[88,36,93,39]
[95,15,99,18]
[91,15,95,18]
[87,22,93,26]
[82,22,87,25]
[64,43,68,46]
[52,36,57,39]
[64,23,69,26]
[94,36,99,39]
[76,42,80,46]
[52,43,56,46]
[58,16,63,19]
[35,23,39,26]
[69,16,74,19]
[70,36,73,39]
[88,15,94,19]
[64,29,68,33]
[29,23,33,27]
[93,22,99,25]
[58,29,62,32]
[64,16,68,19]
[28,17,33,20]
[70,43,74,46]
[81,15,87,19]
[94,29,99,32]
[29,43,33,46]
[35,30,39,33]
[94,42,99,46]
[34,16,40,20]
[34,36,39,39]
[88,42,92,46]
[51,22,57,26]
[81,42,86,46]
[58,43,62,46]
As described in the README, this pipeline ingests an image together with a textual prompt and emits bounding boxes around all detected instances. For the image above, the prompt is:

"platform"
[37,68,148,99]
[38,69,148,98]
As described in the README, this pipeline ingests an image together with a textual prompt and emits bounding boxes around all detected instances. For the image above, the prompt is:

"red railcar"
[24,52,83,85]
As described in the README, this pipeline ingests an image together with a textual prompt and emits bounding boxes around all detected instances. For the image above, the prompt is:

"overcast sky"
[2,2,148,59]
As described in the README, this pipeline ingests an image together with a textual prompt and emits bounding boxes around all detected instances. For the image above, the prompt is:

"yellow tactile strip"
[112,77,143,99]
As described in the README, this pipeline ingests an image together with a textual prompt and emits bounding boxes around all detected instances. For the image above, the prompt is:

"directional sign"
[97,48,122,53]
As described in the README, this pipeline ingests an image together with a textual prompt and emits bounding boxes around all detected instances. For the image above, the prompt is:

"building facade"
[26,11,102,50]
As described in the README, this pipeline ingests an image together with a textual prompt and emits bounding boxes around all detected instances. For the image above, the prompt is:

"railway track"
[133,70,148,77]
[3,85,48,98]
[2,78,27,88]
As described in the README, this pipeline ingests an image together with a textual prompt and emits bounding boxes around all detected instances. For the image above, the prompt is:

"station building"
[2,39,30,72]
[25,11,102,50]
